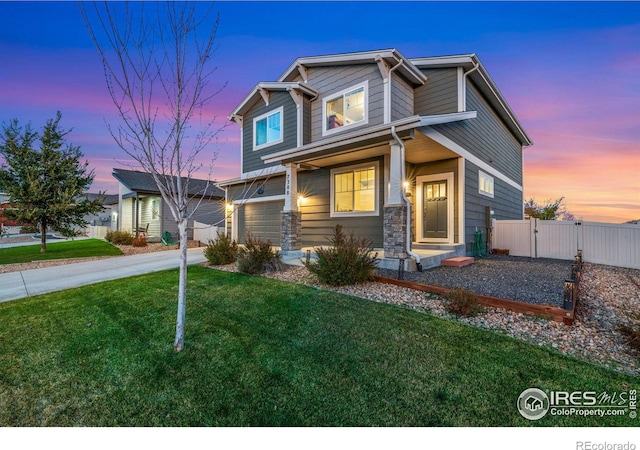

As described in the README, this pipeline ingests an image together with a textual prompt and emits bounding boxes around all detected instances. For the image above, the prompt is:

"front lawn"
[0,239,122,264]
[0,267,636,426]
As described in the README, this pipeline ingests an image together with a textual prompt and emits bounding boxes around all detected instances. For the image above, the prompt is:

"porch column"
[281,163,302,252]
[135,192,140,238]
[384,142,408,258]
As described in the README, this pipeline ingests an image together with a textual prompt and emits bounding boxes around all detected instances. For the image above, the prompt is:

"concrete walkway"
[0,247,207,303]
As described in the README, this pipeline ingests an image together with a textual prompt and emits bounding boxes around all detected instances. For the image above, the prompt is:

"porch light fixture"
[226,203,234,212]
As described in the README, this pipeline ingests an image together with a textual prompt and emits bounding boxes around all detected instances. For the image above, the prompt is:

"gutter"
[390,125,422,270]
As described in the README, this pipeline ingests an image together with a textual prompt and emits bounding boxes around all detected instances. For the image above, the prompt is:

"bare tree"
[81,2,226,351]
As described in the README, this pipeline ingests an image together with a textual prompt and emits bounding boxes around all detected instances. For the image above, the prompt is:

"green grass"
[0,239,122,264]
[0,266,637,426]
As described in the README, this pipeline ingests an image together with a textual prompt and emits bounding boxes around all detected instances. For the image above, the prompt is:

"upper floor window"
[479,171,494,198]
[253,107,283,150]
[323,81,368,135]
[330,162,378,217]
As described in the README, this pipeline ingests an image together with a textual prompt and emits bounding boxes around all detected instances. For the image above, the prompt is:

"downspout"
[461,61,480,111]
[391,125,422,270]
[464,61,480,79]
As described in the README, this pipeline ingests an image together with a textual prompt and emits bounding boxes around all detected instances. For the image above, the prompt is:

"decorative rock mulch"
[208,261,640,376]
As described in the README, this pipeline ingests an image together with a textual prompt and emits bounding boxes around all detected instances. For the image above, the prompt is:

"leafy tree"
[0,113,104,252]
[524,197,576,221]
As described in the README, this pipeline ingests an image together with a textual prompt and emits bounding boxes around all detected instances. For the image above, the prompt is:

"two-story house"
[219,49,532,269]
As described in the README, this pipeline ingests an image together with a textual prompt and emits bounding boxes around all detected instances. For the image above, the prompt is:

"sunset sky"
[0,1,638,223]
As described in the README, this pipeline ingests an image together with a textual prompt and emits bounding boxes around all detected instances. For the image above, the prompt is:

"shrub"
[204,232,238,265]
[444,288,483,316]
[304,224,377,286]
[619,312,640,352]
[20,224,39,234]
[132,236,148,247]
[105,230,134,245]
[236,233,282,275]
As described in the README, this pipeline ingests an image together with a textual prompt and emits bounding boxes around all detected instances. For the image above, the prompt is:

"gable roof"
[410,53,532,146]
[112,168,224,198]
[230,82,319,120]
[277,48,427,86]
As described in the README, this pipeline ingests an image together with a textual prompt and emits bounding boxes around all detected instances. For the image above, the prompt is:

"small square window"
[253,107,283,150]
[479,171,494,198]
[323,82,368,135]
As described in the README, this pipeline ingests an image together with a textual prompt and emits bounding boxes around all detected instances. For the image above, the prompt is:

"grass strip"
[0,239,122,264]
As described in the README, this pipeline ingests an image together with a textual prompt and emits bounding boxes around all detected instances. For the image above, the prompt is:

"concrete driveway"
[0,247,207,303]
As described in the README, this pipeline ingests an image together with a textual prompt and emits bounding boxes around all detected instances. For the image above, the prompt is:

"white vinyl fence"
[493,219,640,270]
[193,221,221,244]
[87,225,111,239]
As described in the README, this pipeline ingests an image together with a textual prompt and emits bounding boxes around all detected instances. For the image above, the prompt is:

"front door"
[422,180,448,240]
[416,172,454,243]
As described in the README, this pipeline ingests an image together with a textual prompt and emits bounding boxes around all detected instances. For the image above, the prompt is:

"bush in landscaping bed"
[444,288,484,316]
[237,233,282,275]
[204,232,238,265]
[619,312,640,352]
[132,236,148,247]
[105,230,134,245]
[304,224,377,286]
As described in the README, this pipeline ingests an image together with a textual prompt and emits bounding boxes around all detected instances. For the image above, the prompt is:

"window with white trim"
[479,171,494,198]
[323,82,367,135]
[253,107,283,150]
[330,162,378,217]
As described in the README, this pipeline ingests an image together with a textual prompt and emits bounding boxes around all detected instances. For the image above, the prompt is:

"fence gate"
[535,220,580,260]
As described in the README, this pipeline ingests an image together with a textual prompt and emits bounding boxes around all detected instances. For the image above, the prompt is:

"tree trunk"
[173,219,189,352]
[40,219,47,253]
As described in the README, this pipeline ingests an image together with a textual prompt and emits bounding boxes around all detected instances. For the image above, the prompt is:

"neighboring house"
[219,49,532,265]
[83,193,118,227]
[112,168,225,240]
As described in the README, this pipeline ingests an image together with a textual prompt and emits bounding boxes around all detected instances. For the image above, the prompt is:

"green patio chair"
[161,231,177,246]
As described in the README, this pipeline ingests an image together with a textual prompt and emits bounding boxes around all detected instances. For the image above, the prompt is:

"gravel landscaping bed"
[208,261,640,376]
[376,255,572,308]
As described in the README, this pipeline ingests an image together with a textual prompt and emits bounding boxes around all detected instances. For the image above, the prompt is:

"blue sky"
[1,1,639,222]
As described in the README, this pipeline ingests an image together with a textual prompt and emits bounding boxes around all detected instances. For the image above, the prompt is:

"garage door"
[237,201,284,246]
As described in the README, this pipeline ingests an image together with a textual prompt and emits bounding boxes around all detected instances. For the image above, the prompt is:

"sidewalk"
[0,247,207,303]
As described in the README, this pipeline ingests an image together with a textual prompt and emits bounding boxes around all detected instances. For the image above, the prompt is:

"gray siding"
[391,72,414,122]
[227,176,285,202]
[464,160,523,250]
[307,64,385,143]
[303,97,311,145]
[432,82,524,185]
[242,91,297,174]
[414,68,459,115]
[409,158,460,243]
[298,157,384,247]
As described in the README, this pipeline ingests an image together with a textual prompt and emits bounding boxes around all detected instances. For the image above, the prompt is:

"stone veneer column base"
[383,204,408,259]
[281,211,302,252]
